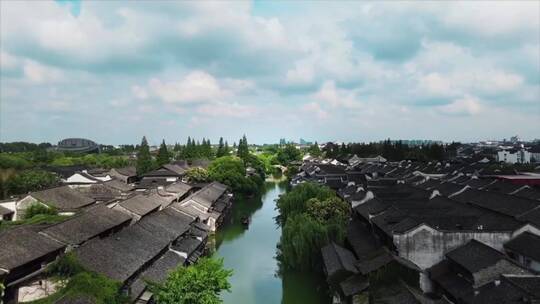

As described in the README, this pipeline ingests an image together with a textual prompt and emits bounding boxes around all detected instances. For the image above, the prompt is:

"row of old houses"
[0,161,232,303]
[292,156,540,304]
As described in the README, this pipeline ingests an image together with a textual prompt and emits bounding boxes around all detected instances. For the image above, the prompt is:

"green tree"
[236,135,249,161]
[224,141,230,156]
[5,170,60,196]
[276,182,336,225]
[276,144,301,166]
[136,136,154,176]
[0,153,31,169]
[157,140,170,166]
[307,142,322,157]
[150,257,232,304]
[216,137,226,157]
[276,183,349,271]
[208,156,246,191]
[184,167,209,183]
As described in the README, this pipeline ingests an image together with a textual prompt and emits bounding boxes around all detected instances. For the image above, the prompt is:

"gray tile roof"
[452,188,540,217]
[76,208,193,282]
[0,227,64,271]
[321,242,358,283]
[116,194,161,217]
[30,186,95,211]
[445,239,510,274]
[41,205,131,245]
[129,250,185,300]
[504,232,540,262]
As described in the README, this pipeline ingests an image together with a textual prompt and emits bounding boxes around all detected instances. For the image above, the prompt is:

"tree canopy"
[276,183,349,271]
[184,167,210,183]
[207,156,262,195]
[4,170,60,197]
[276,144,301,165]
[156,140,170,166]
[236,135,249,161]
[136,136,154,175]
[150,257,232,304]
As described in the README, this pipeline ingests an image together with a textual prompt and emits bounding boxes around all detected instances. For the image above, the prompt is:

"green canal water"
[213,181,330,304]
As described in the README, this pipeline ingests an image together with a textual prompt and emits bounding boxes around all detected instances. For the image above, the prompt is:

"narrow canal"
[213,180,330,304]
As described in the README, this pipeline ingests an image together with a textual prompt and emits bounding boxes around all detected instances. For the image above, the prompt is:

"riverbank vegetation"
[276,183,349,271]
[208,156,263,195]
[150,257,232,304]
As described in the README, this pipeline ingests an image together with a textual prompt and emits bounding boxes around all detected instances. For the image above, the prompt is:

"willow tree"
[276,183,349,271]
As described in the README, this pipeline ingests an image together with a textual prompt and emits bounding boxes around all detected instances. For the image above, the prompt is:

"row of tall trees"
[323,140,459,161]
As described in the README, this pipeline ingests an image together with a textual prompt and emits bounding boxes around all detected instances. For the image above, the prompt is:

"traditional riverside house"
[460,274,540,304]
[374,196,525,269]
[504,232,540,272]
[345,218,382,261]
[0,227,65,302]
[428,240,531,303]
[108,166,138,184]
[112,194,162,222]
[321,243,368,304]
[138,163,187,189]
[163,181,193,201]
[307,164,348,184]
[40,205,131,247]
[75,208,193,285]
[16,186,96,219]
[129,251,186,303]
[171,182,231,231]
[451,188,540,218]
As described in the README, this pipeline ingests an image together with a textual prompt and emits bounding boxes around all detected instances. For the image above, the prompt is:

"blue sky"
[0,1,539,145]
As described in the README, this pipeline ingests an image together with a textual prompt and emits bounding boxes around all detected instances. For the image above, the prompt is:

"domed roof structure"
[57,138,100,153]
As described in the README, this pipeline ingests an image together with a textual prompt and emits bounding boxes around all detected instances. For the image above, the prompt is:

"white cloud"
[437,95,482,115]
[23,60,64,83]
[196,102,258,118]
[313,81,361,109]
[131,85,149,100]
[148,71,228,104]
[286,60,315,85]
[441,1,540,37]
[0,50,19,70]
[302,102,328,119]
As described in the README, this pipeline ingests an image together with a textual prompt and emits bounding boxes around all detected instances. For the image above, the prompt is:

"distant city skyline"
[1,1,539,144]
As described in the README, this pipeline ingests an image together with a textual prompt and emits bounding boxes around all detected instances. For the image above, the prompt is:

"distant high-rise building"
[299,138,312,145]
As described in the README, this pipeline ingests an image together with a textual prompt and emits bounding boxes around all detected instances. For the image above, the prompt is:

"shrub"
[47,252,85,278]
[24,203,58,219]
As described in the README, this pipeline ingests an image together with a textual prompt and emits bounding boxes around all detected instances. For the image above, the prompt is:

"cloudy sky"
[1,1,539,145]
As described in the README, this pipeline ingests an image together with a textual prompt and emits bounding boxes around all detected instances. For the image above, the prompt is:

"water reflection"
[213,181,330,304]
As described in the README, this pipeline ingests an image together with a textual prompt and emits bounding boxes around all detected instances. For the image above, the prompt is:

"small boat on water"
[241,216,251,226]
